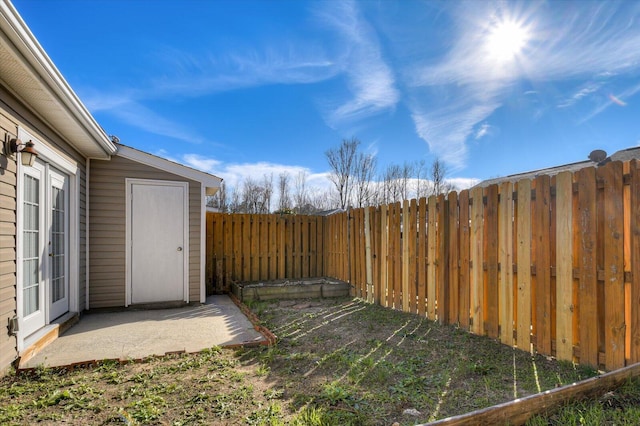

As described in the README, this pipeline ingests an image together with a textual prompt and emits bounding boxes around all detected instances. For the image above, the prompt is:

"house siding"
[0,87,88,374]
[0,110,18,374]
[89,155,202,308]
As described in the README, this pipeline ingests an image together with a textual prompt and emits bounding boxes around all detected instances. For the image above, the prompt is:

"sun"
[486,19,529,62]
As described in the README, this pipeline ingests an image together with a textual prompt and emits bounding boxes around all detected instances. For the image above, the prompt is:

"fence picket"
[555,171,574,361]
[437,194,449,324]
[427,196,438,320]
[630,160,640,363]
[380,205,389,307]
[601,161,625,370]
[459,190,470,329]
[393,202,402,309]
[499,182,514,346]
[448,192,459,324]
[205,158,640,371]
[485,185,499,338]
[470,187,484,334]
[402,200,410,312]
[534,175,552,355]
[516,180,532,351]
[418,197,428,317]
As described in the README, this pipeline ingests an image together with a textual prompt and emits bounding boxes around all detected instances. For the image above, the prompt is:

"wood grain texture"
[555,171,574,361]
[485,185,499,338]
[516,179,532,351]
[427,196,438,320]
[470,187,484,335]
[600,161,625,370]
[499,182,514,346]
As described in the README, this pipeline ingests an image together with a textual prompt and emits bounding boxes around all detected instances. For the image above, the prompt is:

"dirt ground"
[0,297,596,425]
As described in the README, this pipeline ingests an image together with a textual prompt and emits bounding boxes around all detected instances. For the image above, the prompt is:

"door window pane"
[23,175,40,316]
[51,186,65,303]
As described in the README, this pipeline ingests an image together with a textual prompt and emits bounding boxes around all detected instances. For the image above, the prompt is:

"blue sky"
[13,0,640,191]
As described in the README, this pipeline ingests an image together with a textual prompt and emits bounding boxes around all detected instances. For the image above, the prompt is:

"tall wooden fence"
[206,213,325,293]
[206,159,640,370]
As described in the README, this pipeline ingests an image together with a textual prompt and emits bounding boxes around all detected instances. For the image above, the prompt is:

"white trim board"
[116,144,222,195]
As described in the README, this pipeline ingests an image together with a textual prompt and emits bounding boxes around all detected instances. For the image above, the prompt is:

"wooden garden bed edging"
[424,362,640,426]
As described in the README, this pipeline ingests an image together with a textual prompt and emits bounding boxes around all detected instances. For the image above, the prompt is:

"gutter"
[0,0,116,158]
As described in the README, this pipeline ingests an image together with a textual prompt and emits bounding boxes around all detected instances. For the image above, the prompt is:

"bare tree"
[240,177,260,213]
[307,188,333,212]
[228,186,241,213]
[261,173,273,213]
[414,159,428,200]
[381,163,402,204]
[277,172,292,212]
[207,181,228,212]
[399,161,414,201]
[430,158,454,196]
[325,137,360,209]
[236,174,273,213]
[293,170,309,211]
[354,151,377,208]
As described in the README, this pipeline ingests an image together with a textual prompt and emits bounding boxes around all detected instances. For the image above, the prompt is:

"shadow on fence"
[207,159,640,371]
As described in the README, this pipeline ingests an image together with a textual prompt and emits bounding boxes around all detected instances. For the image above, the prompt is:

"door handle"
[177,247,183,251]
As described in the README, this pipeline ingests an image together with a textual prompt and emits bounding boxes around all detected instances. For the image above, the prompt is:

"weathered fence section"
[206,159,640,370]
[206,213,324,293]
[323,160,640,370]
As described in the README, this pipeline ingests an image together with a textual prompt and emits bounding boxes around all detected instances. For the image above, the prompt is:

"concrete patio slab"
[21,295,266,369]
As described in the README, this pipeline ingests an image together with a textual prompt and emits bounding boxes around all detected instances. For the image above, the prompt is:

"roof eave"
[0,1,116,159]
[115,144,222,193]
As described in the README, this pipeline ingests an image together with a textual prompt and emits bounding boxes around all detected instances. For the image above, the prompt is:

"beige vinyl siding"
[0,110,18,373]
[89,155,202,308]
[0,121,18,374]
[1,87,90,374]
[189,183,201,302]
[78,167,87,310]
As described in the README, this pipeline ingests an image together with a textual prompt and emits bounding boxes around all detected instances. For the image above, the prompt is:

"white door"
[20,162,70,337]
[48,168,69,321]
[20,162,46,337]
[130,182,187,304]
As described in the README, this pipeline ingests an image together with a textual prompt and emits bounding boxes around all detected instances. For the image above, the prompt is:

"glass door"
[20,161,70,337]
[20,161,46,337]
[48,167,69,321]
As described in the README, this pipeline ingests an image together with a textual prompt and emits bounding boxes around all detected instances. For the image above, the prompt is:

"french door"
[20,160,69,337]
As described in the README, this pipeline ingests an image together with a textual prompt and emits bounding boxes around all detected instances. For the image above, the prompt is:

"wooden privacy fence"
[206,159,640,370]
[206,213,325,292]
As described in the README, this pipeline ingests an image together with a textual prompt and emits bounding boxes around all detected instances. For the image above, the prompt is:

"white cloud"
[94,99,208,145]
[163,152,332,192]
[557,82,602,108]
[411,99,501,171]
[316,0,399,126]
[405,1,640,171]
[149,45,340,98]
[474,123,493,140]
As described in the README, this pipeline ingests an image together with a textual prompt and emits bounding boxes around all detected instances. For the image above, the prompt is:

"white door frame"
[47,167,70,321]
[16,128,79,352]
[125,178,189,306]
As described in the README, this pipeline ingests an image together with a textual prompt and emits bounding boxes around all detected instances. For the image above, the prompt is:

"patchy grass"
[526,377,640,425]
[0,297,603,425]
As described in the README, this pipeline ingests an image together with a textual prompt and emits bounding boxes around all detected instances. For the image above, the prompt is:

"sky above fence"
[13,0,640,191]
